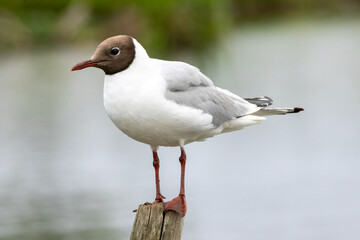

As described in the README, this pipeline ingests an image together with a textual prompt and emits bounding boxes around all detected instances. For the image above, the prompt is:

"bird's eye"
[110,47,120,56]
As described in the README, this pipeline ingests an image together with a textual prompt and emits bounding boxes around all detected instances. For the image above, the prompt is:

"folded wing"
[153,59,260,127]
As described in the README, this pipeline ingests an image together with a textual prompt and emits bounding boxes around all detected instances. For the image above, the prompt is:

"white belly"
[103,72,214,147]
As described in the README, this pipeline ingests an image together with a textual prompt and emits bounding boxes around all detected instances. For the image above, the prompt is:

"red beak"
[71,59,97,71]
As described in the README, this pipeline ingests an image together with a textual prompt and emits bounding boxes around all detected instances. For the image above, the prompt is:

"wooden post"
[130,203,184,240]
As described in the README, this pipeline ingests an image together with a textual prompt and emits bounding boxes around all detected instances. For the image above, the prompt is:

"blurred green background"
[1,1,360,240]
[1,0,360,54]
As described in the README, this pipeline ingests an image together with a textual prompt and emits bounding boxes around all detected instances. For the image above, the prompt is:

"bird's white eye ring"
[110,47,120,56]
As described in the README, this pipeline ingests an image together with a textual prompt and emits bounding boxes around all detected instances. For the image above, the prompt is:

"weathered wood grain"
[130,203,184,240]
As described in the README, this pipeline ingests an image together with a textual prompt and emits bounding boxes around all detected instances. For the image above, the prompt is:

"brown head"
[71,35,136,75]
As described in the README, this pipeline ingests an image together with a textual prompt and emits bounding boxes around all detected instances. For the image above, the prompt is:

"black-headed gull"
[72,35,303,216]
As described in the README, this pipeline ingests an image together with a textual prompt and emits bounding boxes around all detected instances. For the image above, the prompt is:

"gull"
[71,35,303,216]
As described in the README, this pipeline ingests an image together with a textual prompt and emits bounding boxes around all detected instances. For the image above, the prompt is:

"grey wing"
[152,59,259,126]
[244,96,273,107]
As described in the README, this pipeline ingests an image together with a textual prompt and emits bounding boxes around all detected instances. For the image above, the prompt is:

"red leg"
[153,151,165,203]
[179,147,186,197]
[165,147,187,216]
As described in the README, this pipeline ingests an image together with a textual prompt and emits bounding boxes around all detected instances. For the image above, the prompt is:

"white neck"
[132,38,150,61]
[128,38,152,72]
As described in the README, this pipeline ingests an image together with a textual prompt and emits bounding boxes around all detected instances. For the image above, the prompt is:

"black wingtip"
[293,107,304,113]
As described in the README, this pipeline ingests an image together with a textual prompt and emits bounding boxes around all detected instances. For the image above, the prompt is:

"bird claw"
[132,196,166,213]
[153,193,166,203]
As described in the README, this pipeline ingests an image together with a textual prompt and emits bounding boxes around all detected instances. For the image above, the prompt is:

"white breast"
[103,52,214,147]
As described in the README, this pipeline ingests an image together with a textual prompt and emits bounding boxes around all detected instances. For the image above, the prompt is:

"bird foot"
[132,194,166,212]
[165,195,187,217]
[153,193,166,204]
